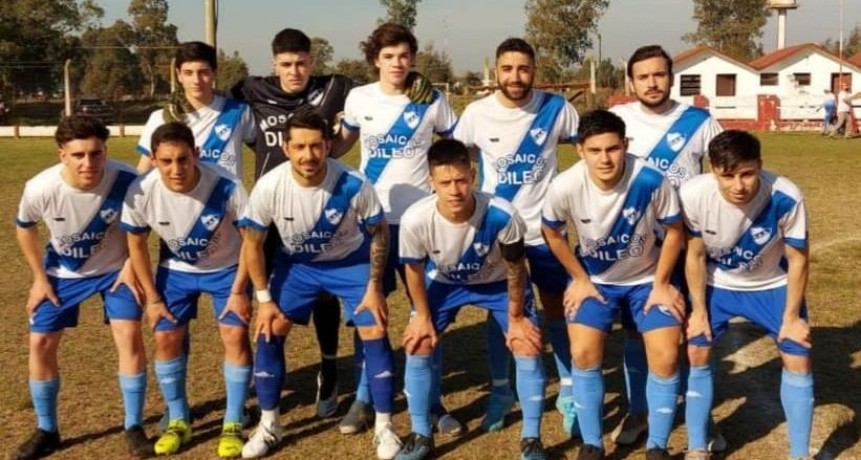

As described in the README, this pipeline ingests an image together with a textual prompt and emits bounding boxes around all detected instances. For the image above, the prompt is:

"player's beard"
[638,89,671,110]
[499,82,532,103]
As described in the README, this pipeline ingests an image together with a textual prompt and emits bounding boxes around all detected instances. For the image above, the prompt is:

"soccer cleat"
[555,396,580,438]
[576,444,605,460]
[217,422,244,459]
[374,423,403,460]
[684,449,711,460]
[645,447,673,460]
[124,426,151,458]
[12,429,61,460]
[707,419,727,453]
[339,400,374,434]
[393,432,434,460]
[480,392,517,432]
[609,412,648,445]
[520,437,548,460]
[154,419,191,456]
[431,413,464,437]
[241,420,282,459]
[315,371,338,418]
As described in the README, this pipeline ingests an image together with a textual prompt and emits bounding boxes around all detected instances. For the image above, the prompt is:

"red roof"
[849,52,861,68]
[749,43,858,70]
[673,46,756,71]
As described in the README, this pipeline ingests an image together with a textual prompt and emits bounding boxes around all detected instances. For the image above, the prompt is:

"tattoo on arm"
[505,257,527,313]
[367,222,390,283]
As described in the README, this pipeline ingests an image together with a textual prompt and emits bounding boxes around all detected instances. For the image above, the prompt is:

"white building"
[672,46,760,119]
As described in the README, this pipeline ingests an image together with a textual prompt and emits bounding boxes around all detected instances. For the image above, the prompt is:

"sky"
[100,0,861,75]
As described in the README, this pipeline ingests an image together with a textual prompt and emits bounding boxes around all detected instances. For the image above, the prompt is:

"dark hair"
[175,41,218,71]
[271,28,312,55]
[495,38,535,61]
[360,23,418,66]
[626,45,672,78]
[427,139,471,169]
[151,122,196,156]
[285,111,331,142]
[577,109,626,143]
[55,115,109,147]
[708,130,761,171]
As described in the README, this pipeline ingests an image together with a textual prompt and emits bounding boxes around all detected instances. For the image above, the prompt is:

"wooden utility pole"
[204,0,217,49]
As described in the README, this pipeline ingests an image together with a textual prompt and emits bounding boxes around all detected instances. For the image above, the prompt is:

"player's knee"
[29,332,61,358]
[571,344,602,369]
[687,344,712,367]
[110,320,144,346]
[509,338,540,357]
[781,353,812,374]
[154,329,186,359]
[356,324,386,341]
[220,325,251,355]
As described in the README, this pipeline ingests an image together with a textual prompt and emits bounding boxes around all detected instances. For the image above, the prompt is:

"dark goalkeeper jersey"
[232,74,353,179]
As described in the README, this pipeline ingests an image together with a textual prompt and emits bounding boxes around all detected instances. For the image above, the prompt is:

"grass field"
[0,133,859,460]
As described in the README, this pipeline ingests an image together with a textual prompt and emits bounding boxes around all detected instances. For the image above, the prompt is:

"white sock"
[261,408,280,426]
[375,412,392,433]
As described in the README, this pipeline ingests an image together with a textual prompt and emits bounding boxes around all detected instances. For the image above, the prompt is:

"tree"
[217,49,248,91]
[379,0,422,30]
[79,20,142,100]
[128,0,178,97]
[525,0,609,83]
[415,42,453,84]
[683,0,768,61]
[333,58,374,85]
[310,37,334,76]
[822,25,861,59]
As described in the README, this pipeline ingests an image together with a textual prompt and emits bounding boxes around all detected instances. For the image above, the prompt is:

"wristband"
[255,289,273,303]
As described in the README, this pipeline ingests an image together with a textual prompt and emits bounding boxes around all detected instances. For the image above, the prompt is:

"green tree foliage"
[79,20,142,100]
[311,37,334,76]
[415,42,453,84]
[379,0,422,30]
[128,0,178,97]
[525,0,609,83]
[683,0,768,61]
[217,49,248,91]
[333,58,374,85]
[822,25,861,59]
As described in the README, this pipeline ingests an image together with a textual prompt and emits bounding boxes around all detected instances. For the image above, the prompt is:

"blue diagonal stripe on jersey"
[44,170,137,271]
[711,190,799,271]
[431,201,511,284]
[579,166,664,275]
[161,177,235,264]
[363,91,438,184]
[200,98,245,164]
[290,170,364,263]
[646,106,709,173]
[495,93,565,202]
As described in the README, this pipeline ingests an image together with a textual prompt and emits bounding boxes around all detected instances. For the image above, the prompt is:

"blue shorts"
[568,282,681,333]
[270,260,376,327]
[30,271,141,333]
[420,280,537,333]
[688,285,810,356]
[526,243,570,294]
[620,257,688,331]
[154,265,245,331]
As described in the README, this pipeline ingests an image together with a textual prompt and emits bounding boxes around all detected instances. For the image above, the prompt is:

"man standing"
[828,82,855,138]
[821,89,836,135]
[454,37,579,435]
[13,116,148,460]
[239,112,401,460]
[123,122,252,458]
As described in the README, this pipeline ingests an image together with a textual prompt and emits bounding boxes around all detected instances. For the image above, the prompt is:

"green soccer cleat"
[217,422,244,458]
[154,419,191,456]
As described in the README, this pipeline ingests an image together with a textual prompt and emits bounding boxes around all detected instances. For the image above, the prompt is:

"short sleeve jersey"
[17,160,138,279]
[121,163,247,273]
[241,159,383,265]
[542,156,681,285]
[679,171,807,291]
[454,90,579,246]
[137,95,255,178]
[342,84,457,223]
[610,101,723,188]
[399,192,525,285]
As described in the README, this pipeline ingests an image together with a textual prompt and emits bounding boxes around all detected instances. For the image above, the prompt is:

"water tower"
[768,0,799,50]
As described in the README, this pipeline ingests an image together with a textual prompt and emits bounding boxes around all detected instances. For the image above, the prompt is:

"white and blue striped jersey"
[680,171,807,291]
[137,94,255,178]
[399,192,525,285]
[17,160,138,279]
[342,84,457,224]
[454,90,579,246]
[542,156,681,285]
[241,159,383,265]
[611,101,723,188]
[121,162,247,273]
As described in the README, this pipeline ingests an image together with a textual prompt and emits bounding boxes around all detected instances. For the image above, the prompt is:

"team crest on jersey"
[324,208,343,226]
[214,123,232,141]
[529,127,547,145]
[473,242,490,257]
[666,132,686,152]
[100,207,118,225]
[622,207,641,226]
[750,226,772,245]
[201,214,221,232]
[307,89,324,106]
[403,111,420,129]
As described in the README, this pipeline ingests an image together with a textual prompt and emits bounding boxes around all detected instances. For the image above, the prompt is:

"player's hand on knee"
[563,278,605,317]
[111,259,143,306]
[686,308,712,342]
[355,286,389,329]
[506,316,542,355]
[26,277,60,317]
[254,301,283,343]
[645,283,684,323]
[145,298,176,329]
[405,71,434,104]
[222,292,252,325]
[403,314,437,354]
[778,316,812,349]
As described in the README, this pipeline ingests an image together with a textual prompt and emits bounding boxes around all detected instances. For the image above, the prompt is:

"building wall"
[672,54,760,119]
[763,52,861,96]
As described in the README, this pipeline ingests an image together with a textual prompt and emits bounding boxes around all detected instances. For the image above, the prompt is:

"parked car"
[61,98,115,124]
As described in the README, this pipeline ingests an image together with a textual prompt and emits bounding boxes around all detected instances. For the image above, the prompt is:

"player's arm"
[219,228,252,325]
[646,220,686,321]
[330,121,359,159]
[402,260,437,354]
[500,238,541,354]
[240,225,283,341]
[16,225,60,315]
[126,230,175,328]
[779,243,811,348]
[355,220,390,329]
[541,223,604,312]
[684,233,712,341]
[135,155,152,174]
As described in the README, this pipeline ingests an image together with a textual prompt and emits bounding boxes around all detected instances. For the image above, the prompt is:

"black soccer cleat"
[124,425,152,458]
[13,429,61,460]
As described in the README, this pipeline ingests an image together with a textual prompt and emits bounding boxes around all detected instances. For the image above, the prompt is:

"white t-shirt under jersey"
[454,90,579,246]
[680,171,807,291]
[241,159,383,265]
[342,84,457,223]
[137,94,255,178]
[611,101,723,188]
[542,155,681,285]
[399,192,525,285]
[121,162,247,273]
[17,160,138,279]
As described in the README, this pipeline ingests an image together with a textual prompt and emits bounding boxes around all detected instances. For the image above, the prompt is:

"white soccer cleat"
[241,420,282,459]
[373,423,402,460]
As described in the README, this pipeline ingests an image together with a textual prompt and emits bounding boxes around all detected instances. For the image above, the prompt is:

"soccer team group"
[12,22,815,460]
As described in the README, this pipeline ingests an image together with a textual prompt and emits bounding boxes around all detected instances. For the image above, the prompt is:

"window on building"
[793,73,811,86]
[716,74,737,96]
[760,73,779,86]
[680,74,701,96]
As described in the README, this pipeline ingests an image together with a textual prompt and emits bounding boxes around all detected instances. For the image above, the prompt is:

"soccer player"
[453,37,579,434]
[136,41,255,178]
[396,139,547,460]
[609,44,724,447]
[541,110,686,460]
[337,22,460,435]
[13,116,149,460]
[122,122,252,458]
[681,130,813,460]
[239,112,401,459]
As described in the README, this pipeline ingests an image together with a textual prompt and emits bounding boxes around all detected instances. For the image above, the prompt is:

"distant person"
[828,83,855,139]
[0,98,9,125]
[821,89,836,134]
